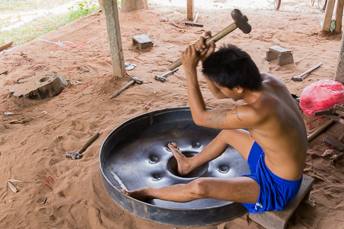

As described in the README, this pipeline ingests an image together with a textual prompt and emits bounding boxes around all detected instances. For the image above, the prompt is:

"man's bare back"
[244,73,307,180]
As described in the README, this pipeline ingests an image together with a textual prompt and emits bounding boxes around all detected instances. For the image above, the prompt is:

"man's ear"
[233,87,244,94]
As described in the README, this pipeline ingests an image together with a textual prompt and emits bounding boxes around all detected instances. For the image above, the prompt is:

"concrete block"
[249,174,314,229]
[266,45,294,66]
[132,34,153,49]
[278,52,294,66]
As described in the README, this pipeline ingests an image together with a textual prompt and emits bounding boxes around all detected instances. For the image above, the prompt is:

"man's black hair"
[202,45,262,90]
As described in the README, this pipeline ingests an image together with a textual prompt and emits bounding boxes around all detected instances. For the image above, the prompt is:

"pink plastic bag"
[300,80,344,116]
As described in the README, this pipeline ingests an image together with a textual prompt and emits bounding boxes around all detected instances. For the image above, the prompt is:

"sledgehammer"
[155,9,252,82]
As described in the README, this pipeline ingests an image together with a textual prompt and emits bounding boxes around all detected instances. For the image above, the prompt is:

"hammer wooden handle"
[110,80,135,99]
[79,132,100,154]
[168,23,237,71]
[291,63,322,81]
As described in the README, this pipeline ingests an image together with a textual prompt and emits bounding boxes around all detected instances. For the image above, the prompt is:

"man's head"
[202,45,262,100]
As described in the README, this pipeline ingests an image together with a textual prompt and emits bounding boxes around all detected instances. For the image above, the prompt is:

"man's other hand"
[195,31,216,62]
[181,44,200,72]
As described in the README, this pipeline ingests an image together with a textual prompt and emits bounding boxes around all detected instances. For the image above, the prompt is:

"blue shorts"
[242,142,302,213]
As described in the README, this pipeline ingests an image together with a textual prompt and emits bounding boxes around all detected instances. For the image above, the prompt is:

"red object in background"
[300,80,344,116]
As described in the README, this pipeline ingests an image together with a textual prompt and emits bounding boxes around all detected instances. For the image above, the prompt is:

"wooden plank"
[187,0,194,21]
[121,0,147,12]
[103,0,125,79]
[322,0,336,31]
[335,0,344,33]
[249,175,314,229]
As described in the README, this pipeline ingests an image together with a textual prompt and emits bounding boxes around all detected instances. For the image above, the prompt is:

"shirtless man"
[128,34,307,213]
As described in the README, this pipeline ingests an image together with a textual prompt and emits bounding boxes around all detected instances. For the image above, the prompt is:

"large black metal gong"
[100,107,249,226]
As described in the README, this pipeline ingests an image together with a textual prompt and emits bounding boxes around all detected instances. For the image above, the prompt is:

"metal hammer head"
[155,75,166,82]
[65,152,83,160]
[231,9,251,34]
[131,77,143,84]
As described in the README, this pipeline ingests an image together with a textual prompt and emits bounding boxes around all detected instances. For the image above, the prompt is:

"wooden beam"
[121,0,147,12]
[335,0,344,33]
[103,0,125,79]
[335,33,344,82]
[187,0,194,21]
[322,0,336,32]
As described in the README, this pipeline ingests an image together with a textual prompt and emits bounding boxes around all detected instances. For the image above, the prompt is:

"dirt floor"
[0,2,344,229]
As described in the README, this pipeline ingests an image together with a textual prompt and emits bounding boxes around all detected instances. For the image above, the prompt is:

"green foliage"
[0,0,99,45]
[68,0,98,21]
[0,14,71,45]
[0,0,71,12]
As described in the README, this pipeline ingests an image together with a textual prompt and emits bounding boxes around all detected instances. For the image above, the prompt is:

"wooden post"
[335,0,344,33]
[335,34,344,82]
[121,0,147,12]
[322,0,336,32]
[187,0,194,21]
[103,0,125,79]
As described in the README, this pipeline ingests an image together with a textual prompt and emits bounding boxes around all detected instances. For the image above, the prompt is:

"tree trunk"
[121,0,147,12]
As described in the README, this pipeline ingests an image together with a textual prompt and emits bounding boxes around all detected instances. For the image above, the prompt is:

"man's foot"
[168,143,193,176]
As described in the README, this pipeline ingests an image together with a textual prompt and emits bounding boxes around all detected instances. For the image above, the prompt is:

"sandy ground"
[0,2,344,229]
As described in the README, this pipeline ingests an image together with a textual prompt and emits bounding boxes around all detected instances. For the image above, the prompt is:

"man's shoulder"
[236,102,270,124]
[261,73,285,87]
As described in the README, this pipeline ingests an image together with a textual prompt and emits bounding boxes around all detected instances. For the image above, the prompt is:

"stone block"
[132,34,153,49]
[266,45,294,66]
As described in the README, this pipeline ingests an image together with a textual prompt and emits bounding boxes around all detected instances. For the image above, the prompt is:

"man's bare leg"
[169,129,255,175]
[221,129,255,160]
[129,176,259,203]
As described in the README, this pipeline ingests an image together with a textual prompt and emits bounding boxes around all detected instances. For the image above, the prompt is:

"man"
[128,34,307,213]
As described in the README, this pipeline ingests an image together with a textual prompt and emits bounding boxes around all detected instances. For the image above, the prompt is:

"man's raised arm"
[181,45,264,130]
